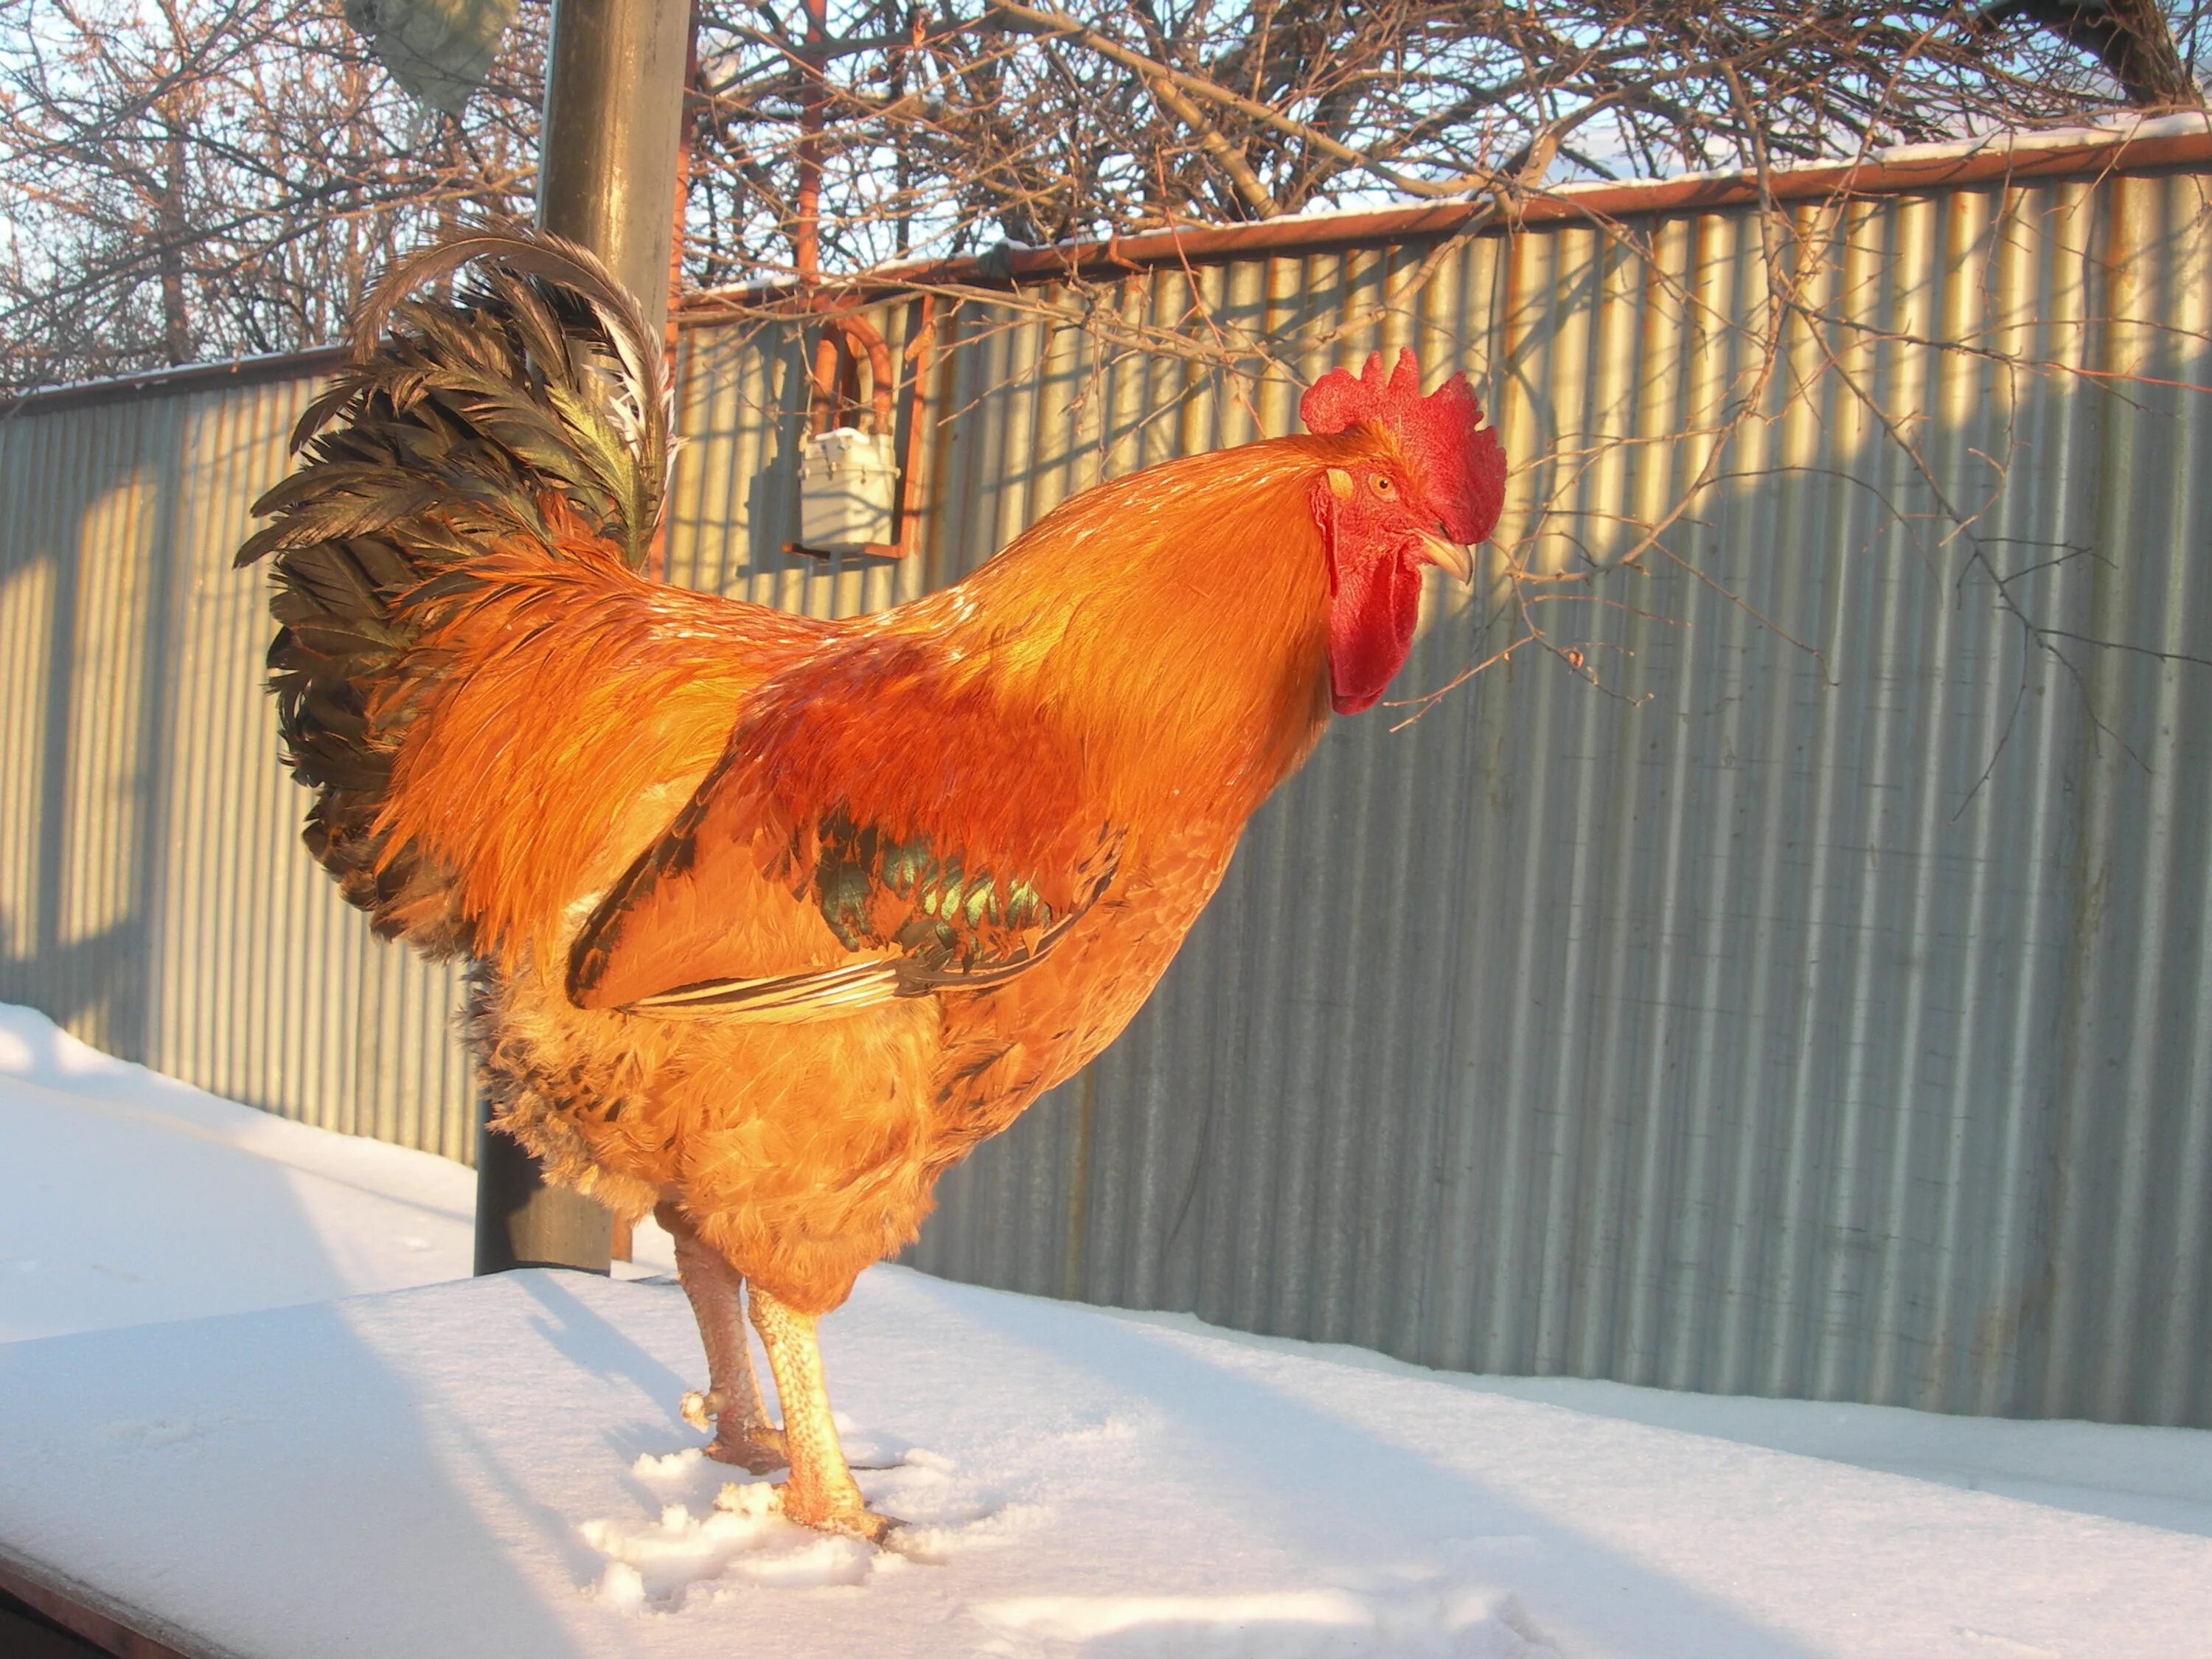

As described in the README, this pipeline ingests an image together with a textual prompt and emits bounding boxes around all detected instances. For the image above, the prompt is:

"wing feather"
[566,644,1118,1018]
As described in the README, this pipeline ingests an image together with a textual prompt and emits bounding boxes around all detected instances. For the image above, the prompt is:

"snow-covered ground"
[4,1002,2211,1658]
[0,1004,675,1345]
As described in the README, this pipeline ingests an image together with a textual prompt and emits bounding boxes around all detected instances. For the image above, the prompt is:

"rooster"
[240,229,1506,1543]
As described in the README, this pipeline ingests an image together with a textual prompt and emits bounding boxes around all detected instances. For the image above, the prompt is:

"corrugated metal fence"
[0,370,476,1157]
[3,140,2208,1423]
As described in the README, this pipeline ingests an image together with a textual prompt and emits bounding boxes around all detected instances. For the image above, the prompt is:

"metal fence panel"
[0,376,478,1158]
[1,153,2206,1422]
[910,168,2212,1427]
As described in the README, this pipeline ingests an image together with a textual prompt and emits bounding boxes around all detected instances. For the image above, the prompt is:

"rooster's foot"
[790,1499,902,1547]
[681,1390,790,1472]
[706,1425,788,1475]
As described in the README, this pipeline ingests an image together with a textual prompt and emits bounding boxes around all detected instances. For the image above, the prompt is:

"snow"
[4,1004,2212,1658]
[0,1005,672,1343]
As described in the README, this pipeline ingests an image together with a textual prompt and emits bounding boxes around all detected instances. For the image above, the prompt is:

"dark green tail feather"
[238,227,671,956]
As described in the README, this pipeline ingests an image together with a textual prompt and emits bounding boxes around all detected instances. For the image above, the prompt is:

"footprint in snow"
[105,1411,260,1447]
[582,1486,877,1610]
[973,1586,1557,1659]
[588,1436,1022,1607]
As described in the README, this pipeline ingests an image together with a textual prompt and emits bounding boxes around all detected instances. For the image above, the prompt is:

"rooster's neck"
[940,440,1337,835]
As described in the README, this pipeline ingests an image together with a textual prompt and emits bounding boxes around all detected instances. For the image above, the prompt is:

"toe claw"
[821,1506,902,1547]
[706,1435,788,1475]
[774,1484,903,1548]
[842,1511,901,1547]
[695,1416,786,1473]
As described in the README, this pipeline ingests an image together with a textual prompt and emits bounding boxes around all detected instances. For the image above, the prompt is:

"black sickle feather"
[239,225,672,959]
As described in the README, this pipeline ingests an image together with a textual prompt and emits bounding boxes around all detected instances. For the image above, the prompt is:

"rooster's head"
[1301,349,1507,714]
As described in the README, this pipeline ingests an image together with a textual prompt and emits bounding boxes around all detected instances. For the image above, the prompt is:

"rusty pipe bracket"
[787,295,936,561]
[804,306,895,436]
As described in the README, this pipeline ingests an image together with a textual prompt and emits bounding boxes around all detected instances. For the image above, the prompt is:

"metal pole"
[536,0,692,332]
[474,0,690,1277]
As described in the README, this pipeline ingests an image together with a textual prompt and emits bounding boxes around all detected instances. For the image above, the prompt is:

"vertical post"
[474,0,691,1278]
[535,0,692,332]
[644,4,700,585]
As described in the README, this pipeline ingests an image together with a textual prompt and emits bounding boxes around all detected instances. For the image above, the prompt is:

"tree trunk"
[159,119,192,365]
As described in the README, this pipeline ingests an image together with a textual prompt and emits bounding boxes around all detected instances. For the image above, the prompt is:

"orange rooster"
[240,229,1506,1542]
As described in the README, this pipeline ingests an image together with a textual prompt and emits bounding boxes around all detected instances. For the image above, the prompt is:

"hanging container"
[797,425,899,553]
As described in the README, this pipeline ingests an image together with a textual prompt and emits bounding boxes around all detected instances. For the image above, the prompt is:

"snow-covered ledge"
[4,1006,2211,1658]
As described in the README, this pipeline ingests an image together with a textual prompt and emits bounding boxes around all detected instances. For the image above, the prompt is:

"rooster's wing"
[566,641,1118,1018]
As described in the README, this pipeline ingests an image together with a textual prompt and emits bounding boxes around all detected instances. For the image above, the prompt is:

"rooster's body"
[243,231,1504,1540]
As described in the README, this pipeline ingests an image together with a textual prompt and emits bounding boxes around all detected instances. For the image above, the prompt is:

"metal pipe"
[894,295,935,557]
[642,4,703,584]
[535,0,693,335]
[476,0,691,1277]
[474,1105,614,1276]
[806,311,896,434]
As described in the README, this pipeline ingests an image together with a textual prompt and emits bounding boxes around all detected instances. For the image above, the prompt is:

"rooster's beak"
[1416,531,1475,585]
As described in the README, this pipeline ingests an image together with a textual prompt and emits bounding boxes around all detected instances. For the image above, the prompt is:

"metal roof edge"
[0,344,347,421]
[681,116,2212,316]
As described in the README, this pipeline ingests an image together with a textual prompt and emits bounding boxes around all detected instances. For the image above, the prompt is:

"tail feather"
[239,226,672,956]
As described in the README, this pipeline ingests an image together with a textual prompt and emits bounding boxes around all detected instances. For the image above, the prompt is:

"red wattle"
[1326,546,1423,715]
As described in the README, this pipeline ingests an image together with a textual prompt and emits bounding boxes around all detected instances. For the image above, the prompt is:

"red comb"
[1300,349,1506,545]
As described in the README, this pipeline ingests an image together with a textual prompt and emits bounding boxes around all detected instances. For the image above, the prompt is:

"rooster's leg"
[747,1283,898,1543]
[661,1205,787,1473]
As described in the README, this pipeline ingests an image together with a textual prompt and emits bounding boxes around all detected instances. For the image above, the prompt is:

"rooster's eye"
[1371,475,1396,495]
